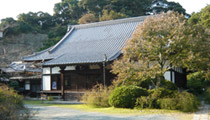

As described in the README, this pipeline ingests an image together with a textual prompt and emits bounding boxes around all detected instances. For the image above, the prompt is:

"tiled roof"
[0,62,41,73]
[22,16,149,66]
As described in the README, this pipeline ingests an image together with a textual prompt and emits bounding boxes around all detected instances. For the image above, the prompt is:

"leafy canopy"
[112,12,194,88]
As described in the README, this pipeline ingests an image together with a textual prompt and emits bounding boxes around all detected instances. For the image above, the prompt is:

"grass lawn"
[24,100,194,120]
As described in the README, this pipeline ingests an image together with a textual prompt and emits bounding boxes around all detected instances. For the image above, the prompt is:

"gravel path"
[192,101,209,120]
[26,105,178,120]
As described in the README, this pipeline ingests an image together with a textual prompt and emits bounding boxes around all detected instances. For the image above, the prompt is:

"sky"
[168,0,210,14]
[0,0,210,20]
[0,0,61,20]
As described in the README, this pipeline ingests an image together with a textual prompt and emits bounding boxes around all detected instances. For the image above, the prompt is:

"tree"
[99,10,127,21]
[104,0,152,17]
[151,0,187,15]
[78,13,98,24]
[188,5,210,29]
[112,12,192,88]
[187,5,210,77]
[79,0,108,16]
[17,11,54,30]
[54,0,85,25]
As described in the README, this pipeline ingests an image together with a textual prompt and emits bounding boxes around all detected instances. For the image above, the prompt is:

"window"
[25,81,30,90]
[51,74,61,90]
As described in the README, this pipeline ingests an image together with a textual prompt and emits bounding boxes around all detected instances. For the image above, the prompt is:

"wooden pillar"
[103,62,106,86]
[170,69,173,82]
[59,66,66,100]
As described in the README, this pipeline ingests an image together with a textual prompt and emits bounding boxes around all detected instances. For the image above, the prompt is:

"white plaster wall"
[65,66,76,70]
[52,67,60,74]
[164,71,171,81]
[43,67,51,74]
[43,76,51,90]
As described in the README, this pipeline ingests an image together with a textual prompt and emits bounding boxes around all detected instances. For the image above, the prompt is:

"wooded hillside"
[0,0,187,66]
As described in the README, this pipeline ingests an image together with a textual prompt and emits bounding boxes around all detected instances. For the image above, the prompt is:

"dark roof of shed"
[22,16,149,66]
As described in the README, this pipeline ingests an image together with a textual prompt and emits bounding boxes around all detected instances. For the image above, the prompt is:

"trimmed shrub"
[82,84,113,107]
[109,85,148,108]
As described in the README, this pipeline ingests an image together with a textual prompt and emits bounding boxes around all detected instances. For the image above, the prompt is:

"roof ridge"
[72,15,151,29]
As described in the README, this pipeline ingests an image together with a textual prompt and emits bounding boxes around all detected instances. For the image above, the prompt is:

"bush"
[158,91,199,112]
[137,78,156,89]
[135,88,199,112]
[148,88,175,99]
[176,91,199,112]
[161,80,177,90]
[187,71,206,95]
[48,96,54,101]
[157,98,178,110]
[0,84,32,120]
[82,84,113,107]
[135,88,175,109]
[136,96,153,109]
[109,85,148,108]
[205,87,210,103]
[137,79,177,90]
[9,81,20,90]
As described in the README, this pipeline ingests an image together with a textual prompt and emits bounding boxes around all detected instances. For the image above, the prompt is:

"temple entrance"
[64,70,103,91]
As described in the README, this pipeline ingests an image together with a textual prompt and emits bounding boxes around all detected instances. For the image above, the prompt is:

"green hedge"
[109,85,148,108]
[136,88,199,112]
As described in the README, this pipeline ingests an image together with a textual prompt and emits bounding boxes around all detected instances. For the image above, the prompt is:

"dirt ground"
[27,105,177,120]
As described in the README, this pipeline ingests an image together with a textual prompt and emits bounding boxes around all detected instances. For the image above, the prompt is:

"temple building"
[22,16,186,100]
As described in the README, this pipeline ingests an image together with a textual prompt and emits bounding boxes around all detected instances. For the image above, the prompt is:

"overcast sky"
[168,0,210,14]
[0,0,209,20]
[0,0,61,20]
